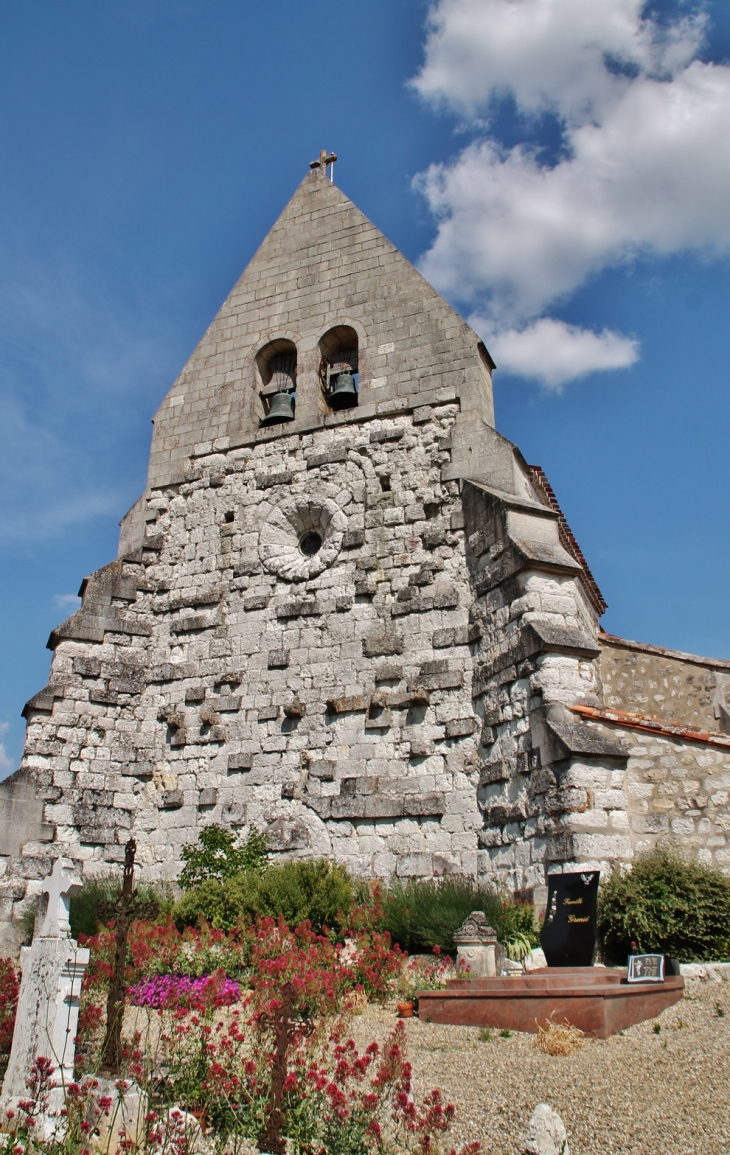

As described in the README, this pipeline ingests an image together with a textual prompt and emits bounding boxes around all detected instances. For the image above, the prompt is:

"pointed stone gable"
[147,169,495,489]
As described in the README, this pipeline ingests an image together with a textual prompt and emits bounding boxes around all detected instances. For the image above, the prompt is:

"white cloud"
[0,482,121,541]
[477,317,639,390]
[413,0,705,122]
[0,722,13,775]
[54,593,82,609]
[417,63,730,321]
[412,0,730,384]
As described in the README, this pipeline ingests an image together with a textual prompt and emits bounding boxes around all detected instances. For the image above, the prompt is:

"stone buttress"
[2,166,728,950]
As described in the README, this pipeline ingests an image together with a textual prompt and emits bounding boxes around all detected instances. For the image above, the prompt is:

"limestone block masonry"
[1,166,728,951]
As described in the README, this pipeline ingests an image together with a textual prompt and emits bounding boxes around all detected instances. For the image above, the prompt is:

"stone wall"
[624,729,730,869]
[19,409,483,884]
[2,400,630,943]
[2,166,729,951]
[584,634,730,870]
[600,634,730,734]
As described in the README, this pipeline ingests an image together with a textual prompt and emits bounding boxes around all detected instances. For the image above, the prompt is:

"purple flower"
[127,973,240,1009]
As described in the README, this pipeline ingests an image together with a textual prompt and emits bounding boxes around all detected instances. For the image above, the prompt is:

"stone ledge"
[275,599,321,620]
[306,791,446,820]
[472,621,600,695]
[546,715,627,761]
[22,684,65,719]
[326,694,369,714]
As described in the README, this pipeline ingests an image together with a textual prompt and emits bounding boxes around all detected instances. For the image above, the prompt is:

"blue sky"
[0,0,729,777]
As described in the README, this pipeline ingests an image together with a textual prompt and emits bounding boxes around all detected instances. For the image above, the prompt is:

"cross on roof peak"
[310,149,337,182]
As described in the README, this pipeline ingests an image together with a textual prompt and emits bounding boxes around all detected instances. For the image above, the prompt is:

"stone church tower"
[2,159,729,950]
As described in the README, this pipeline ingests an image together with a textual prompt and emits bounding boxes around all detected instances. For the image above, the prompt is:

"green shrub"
[69,878,174,940]
[174,858,354,933]
[598,851,730,963]
[179,824,269,889]
[380,876,538,954]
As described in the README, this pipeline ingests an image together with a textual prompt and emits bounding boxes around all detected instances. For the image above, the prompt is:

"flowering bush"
[127,1001,477,1155]
[0,957,19,1081]
[128,970,241,1011]
[4,983,479,1155]
[395,950,467,1004]
[281,1020,481,1155]
[81,910,405,1017]
[0,1057,114,1155]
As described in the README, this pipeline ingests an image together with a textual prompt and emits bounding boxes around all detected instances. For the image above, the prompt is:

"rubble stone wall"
[588,723,730,871]
[600,636,730,734]
[2,401,631,947]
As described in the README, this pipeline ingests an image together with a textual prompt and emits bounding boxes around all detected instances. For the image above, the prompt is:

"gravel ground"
[349,978,730,1155]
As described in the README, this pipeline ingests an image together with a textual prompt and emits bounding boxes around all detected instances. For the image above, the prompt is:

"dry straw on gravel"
[534,1015,585,1056]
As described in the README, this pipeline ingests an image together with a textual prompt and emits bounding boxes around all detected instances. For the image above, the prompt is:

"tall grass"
[69,878,174,939]
[381,876,537,954]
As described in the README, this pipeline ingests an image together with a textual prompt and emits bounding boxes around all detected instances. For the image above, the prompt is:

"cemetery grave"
[418,873,685,1037]
[1,837,729,1154]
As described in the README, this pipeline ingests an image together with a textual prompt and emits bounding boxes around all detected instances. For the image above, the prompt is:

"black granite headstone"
[540,870,600,967]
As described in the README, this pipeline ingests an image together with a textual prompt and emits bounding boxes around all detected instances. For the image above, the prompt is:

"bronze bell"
[328,370,358,410]
[261,390,295,426]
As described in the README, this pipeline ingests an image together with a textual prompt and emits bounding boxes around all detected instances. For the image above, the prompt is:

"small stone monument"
[1,858,89,1129]
[453,911,498,978]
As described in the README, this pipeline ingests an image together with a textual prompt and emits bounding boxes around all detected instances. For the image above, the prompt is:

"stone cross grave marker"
[0,857,89,1127]
[36,856,78,937]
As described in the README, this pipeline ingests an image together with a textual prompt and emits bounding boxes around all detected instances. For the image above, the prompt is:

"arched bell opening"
[257,338,297,427]
[319,325,359,411]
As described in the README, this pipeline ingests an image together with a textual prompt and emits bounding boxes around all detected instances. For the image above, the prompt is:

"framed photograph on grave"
[627,954,665,983]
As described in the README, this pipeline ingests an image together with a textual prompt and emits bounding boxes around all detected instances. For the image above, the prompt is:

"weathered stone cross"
[309,149,337,181]
[36,856,83,938]
[0,857,89,1125]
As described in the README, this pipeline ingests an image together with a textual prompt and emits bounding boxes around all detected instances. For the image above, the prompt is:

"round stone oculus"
[258,495,348,581]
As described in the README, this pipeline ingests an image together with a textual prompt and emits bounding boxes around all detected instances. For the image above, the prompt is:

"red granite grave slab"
[416,967,684,1039]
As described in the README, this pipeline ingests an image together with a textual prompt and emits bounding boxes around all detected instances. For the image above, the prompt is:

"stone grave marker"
[453,911,498,977]
[540,871,600,968]
[0,858,89,1129]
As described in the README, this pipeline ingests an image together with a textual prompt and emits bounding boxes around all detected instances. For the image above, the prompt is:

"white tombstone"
[453,911,498,978]
[1,858,90,1132]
